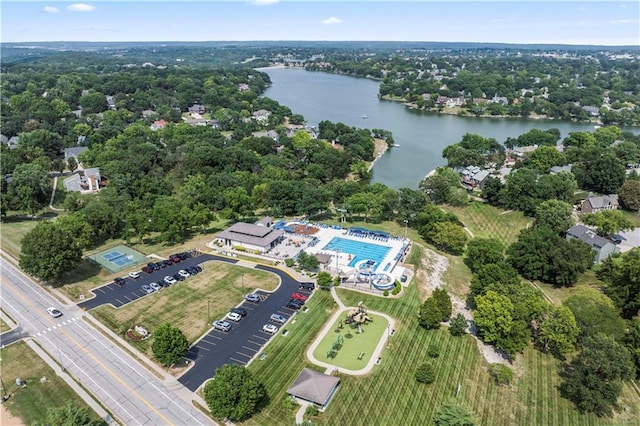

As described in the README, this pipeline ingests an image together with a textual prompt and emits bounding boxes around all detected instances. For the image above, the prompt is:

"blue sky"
[2,1,639,45]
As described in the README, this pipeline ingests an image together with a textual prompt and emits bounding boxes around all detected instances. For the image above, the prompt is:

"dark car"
[142,266,154,274]
[173,273,185,282]
[299,282,315,291]
[185,266,199,275]
[164,259,174,266]
[114,277,126,286]
[194,265,202,273]
[230,307,248,317]
[149,262,161,271]
[286,300,302,310]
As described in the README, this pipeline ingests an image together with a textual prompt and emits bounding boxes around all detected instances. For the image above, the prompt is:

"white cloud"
[43,6,60,14]
[321,16,343,25]
[610,19,639,24]
[66,4,96,12]
[250,0,280,5]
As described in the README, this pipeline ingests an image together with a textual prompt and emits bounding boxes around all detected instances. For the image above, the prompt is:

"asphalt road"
[0,258,214,426]
[78,254,237,310]
[178,264,311,391]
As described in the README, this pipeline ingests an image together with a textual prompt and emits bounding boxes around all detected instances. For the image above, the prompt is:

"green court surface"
[313,310,389,371]
[87,244,147,273]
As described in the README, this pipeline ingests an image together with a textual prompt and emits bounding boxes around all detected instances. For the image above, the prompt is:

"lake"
[261,67,635,189]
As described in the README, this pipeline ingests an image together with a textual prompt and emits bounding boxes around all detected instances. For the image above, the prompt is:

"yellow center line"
[1,278,174,425]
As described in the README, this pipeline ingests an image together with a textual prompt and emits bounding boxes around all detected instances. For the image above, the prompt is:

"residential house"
[7,136,19,149]
[252,109,271,122]
[445,97,465,108]
[459,165,490,189]
[491,94,508,105]
[63,168,103,193]
[142,109,157,118]
[188,104,205,114]
[64,147,88,166]
[150,119,168,131]
[106,96,116,110]
[550,165,573,175]
[210,119,220,129]
[185,118,208,126]
[238,83,250,92]
[580,194,619,213]
[582,106,600,117]
[0,134,8,145]
[72,108,83,118]
[511,145,538,158]
[566,224,619,263]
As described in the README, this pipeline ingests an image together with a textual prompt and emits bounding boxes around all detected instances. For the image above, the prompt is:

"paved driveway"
[77,254,237,310]
[178,264,311,391]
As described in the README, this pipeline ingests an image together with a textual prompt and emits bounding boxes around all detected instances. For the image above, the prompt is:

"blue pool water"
[322,237,391,269]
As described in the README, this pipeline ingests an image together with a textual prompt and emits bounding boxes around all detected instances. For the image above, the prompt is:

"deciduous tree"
[203,365,266,422]
[434,400,476,426]
[474,290,513,344]
[465,238,505,272]
[534,199,574,235]
[152,323,189,367]
[536,305,579,357]
[618,180,640,211]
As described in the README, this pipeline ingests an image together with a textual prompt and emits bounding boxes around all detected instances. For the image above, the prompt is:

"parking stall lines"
[235,351,252,359]
[229,357,246,365]
[199,338,218,346]
[207,334,223,340]
[242,345,258,353]
[253,334,268,341]
[124,296,134,302]
[96,288,106,294]
[247,339,263,346]
[115,299,125,306]
[196,345,210,352]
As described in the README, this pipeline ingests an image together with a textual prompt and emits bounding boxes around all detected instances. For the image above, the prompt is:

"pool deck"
[306,307,395,376]
[296,223,408,279]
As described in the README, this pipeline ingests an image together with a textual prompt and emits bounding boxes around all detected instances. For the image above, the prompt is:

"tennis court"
[88,245,147,273]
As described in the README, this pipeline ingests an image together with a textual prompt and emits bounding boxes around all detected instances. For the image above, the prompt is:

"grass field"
[0,317,11,333]
[311,311,388,371]
[90,261,279,357]
[621,209,640,228]
[0,342,102,425]
[443,201,533,247]
[243,281,640,426]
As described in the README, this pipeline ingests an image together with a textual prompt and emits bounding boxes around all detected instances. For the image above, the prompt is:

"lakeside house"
[566,224,619,263]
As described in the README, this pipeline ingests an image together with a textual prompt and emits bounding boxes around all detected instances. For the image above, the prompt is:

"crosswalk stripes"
[36,316,81,337]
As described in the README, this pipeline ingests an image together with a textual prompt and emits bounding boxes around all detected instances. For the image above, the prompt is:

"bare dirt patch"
[417,244,511,366]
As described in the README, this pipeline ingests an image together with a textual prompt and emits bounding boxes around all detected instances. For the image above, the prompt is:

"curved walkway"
[305,307,395,376]
[49,176,64,212]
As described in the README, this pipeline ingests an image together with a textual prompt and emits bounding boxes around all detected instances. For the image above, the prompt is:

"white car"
[178,270,190,279]
[149,282,162,291]
[262,324,279,334]
[226,312,242,322]
[128,271,140,279]
[244,293,260,303]
[142,284,153,294]
[164,275,177,285]
[46,307,63,318]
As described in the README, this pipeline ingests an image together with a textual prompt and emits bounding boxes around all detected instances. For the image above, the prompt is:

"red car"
[169,254,181,263]
[291,292,308,302]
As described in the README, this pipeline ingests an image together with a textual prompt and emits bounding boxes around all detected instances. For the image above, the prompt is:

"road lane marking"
[1,277,183,426]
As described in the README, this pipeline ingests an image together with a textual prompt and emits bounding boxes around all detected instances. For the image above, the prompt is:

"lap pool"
[322,237,391,270]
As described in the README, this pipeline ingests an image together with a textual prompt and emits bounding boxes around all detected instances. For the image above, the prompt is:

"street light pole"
[404,219,408,239]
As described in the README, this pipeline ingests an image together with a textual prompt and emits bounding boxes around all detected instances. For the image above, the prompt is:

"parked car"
[193,265,202,273]
[114,277,126,286]
[142,266,154,274]
[286,300,302,310]
[270,314,287,324]
[213,320,231,332]
[291,293,308,302]
[164,275,177,285]
[230,307,248,317]
[149,262,160,271]
[299,282,315,291]
[173,273,185,282]
[149,282,162,291]
[179,252,192,259]
[178,270,190,279]
[226,312,242,322]
[169,254,181,263]
[245,293,260,303]
[185,266,199,275]
[163,259,173,266]
[47,307,63,318]
[262,324,279,334]
[128,271,140,279]
[142,284,153,294]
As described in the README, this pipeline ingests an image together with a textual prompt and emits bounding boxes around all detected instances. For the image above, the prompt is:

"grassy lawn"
[243,280,640,425]
[621,209,640,228]
[0,317,11,333]
[90,261,279,357]
[0,342,102,425]
[312,311,388,371]
[443,201,533,247]
[0,215,47,260]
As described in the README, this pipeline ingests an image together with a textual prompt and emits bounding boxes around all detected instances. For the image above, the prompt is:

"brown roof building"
[215,222,284,253]
[287,368,340,407]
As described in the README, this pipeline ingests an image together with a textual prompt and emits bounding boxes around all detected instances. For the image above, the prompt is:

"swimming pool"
[322,237,391,270]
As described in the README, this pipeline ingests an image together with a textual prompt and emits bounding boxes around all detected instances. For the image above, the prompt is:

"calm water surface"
[262,67,636,189]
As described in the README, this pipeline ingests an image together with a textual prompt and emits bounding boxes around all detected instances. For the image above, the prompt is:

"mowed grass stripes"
[243,283,640,426]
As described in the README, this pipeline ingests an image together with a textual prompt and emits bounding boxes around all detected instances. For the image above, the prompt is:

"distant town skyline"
[2,1,639,46]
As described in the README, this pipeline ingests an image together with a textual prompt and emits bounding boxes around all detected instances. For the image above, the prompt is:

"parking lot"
[77,254,237,310]
[178,264,312,391]
[78,253,314,393]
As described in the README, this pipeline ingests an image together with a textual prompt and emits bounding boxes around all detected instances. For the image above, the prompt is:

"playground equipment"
[344,302,372,333]
[327,335,344,359]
